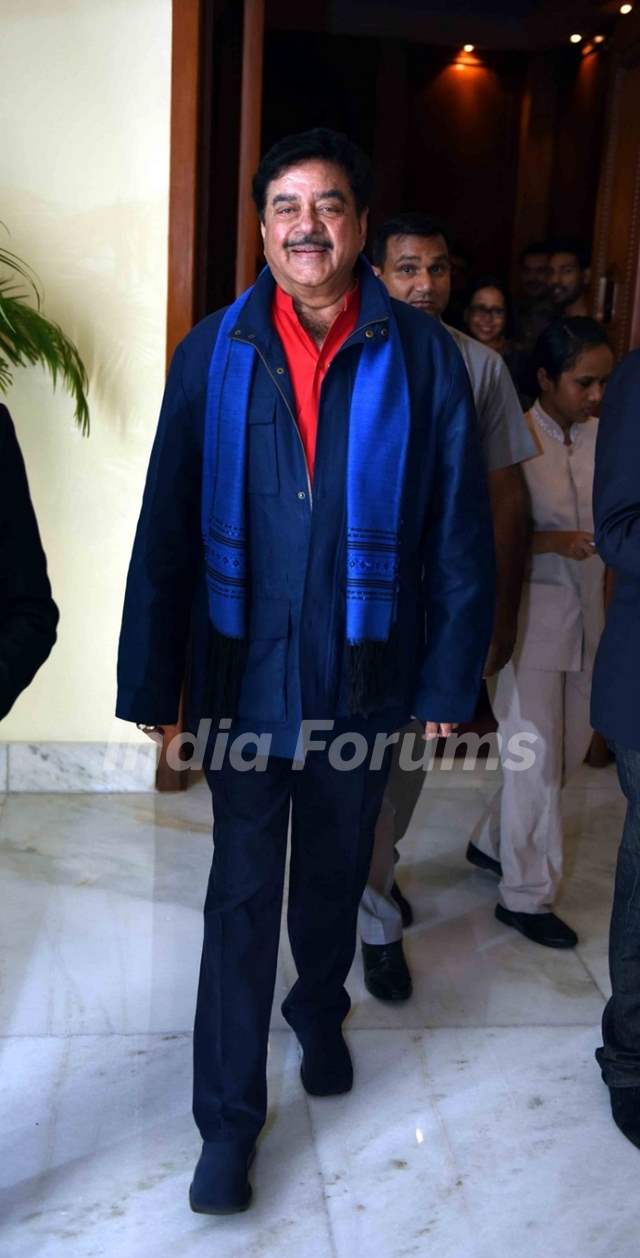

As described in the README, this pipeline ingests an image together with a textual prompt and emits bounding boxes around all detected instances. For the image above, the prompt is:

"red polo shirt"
[272,282,360,480]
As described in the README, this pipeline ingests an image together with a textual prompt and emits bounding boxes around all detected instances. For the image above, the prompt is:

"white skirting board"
[0,742,160,792]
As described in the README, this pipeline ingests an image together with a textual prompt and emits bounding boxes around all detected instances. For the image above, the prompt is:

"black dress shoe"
[299,1029,353,1096]
[609,1085,640,1150]
[362,939,412,1002]
[189,1141,255,1214]
[495,903,578,948]
[466,840,502,878]
[390,880,414,928]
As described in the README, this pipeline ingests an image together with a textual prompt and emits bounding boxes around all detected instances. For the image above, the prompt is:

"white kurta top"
[515,401,605,673]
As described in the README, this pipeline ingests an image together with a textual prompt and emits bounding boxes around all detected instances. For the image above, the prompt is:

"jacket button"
[276,366,285,374]
[365,328,374,339]
[297,490,306,500]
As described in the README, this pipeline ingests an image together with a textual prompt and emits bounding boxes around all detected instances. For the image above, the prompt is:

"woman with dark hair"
[470,318,614,949]
[464,275,533,405]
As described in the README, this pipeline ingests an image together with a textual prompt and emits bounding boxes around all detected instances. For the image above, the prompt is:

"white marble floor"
[0,760,637,1257]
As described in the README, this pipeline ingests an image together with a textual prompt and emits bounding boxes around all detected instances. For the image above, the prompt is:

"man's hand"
[534,530,596,560]
[423,721,458,741]
[483,620,518,677]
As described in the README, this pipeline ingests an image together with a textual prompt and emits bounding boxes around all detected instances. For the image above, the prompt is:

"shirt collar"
[532,399,581,447]
[273,278,360,324]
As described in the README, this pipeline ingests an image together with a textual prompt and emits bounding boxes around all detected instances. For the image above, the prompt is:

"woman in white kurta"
[473,317,614,948]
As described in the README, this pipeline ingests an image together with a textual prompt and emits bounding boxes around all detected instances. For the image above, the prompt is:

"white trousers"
[473,661,593,914]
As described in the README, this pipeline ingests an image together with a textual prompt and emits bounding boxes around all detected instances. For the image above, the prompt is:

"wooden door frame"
[158,0,264,788]
[155,0,203,790]
[166,0,204,366]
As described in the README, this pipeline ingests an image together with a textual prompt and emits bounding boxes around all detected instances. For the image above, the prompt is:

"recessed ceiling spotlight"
[463,43,475,52]
[620,3,633,14]
[594,34,606,42]
[570,33,583,43]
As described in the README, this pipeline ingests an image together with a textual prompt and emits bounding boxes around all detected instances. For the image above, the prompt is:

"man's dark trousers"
[596,744,640,1087]
[194,729,392,1145]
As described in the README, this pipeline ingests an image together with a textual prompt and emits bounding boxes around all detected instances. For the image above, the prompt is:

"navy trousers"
[193,728,392,1143]
[596,743,640,1088]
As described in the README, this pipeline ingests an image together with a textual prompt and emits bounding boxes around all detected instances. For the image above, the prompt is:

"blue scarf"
[202,267,411,715]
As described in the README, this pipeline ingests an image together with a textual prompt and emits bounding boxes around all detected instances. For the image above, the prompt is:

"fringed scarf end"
[204,627,247,721]
[347,637,400,717]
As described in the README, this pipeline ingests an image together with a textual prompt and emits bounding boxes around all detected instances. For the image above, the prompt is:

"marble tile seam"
[574,952,611,1004]
[0,1021,606,1042]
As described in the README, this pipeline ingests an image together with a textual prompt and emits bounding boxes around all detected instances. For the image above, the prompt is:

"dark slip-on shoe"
[189,1141,256,1215]
[299,1029,354,1097]
[362,939,412,1002]
[390,880,414,928]
[609,1086,640,1151]
[466,840,503,878]
[495,903,578,949]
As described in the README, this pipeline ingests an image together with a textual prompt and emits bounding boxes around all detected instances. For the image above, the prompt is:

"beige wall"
[2,0,172,742]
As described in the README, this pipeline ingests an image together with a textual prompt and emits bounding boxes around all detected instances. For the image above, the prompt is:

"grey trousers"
[358,721,426,944]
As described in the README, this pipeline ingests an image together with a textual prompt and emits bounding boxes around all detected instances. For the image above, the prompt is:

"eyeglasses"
[469,304,505,318]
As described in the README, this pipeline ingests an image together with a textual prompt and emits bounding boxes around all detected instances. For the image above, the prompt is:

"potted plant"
[0,240,90,434]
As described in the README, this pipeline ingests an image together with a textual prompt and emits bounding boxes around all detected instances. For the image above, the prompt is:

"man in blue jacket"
[592,348,640,1150]
[116,128,495,1214]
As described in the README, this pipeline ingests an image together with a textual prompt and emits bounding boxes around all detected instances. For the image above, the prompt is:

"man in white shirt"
[358,212,537,1002]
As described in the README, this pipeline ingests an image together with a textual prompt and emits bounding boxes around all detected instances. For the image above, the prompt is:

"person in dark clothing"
[116,129,495,1214]
[0,404,58,720]
[513,242,554,353]
[591,348,640,1150]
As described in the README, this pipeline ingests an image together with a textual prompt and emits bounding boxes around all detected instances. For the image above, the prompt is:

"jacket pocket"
[236,596,290,722]
[248,403,279,495]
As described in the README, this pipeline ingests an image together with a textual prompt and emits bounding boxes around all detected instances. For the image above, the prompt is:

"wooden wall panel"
[591,13,640,356]
[406,49,525,277]
[166,0,203,363]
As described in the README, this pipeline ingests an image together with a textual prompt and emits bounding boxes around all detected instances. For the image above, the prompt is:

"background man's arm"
[414,367,496,728]
[484,462,530,676]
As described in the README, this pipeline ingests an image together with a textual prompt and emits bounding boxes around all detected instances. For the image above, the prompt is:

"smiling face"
[374,233,451,318]
[465,285,507,348]
[538,343,614,427]
[259,159,367,303]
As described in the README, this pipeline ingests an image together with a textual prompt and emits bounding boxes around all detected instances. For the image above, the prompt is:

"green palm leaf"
[0,245,90,435]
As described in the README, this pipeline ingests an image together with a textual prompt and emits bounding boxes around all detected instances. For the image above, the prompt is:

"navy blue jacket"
[0,405,58,720]
[591,349,640,751]
[116,262,495,756]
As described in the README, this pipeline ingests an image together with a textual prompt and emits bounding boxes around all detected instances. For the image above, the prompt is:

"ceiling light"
[570,33,583,43]
[594,34,605,43]
[463,43,475,52]
[620,4,633,14]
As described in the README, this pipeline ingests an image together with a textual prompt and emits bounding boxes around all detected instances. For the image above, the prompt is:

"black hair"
[371,212,452,269]
[464,274,514,339]
[251,128,372,220]
[532,317,610,382]
[547,238,591,270]
[519,241,549,264]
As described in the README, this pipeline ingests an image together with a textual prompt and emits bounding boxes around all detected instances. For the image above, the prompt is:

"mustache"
[285,235,333,251]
